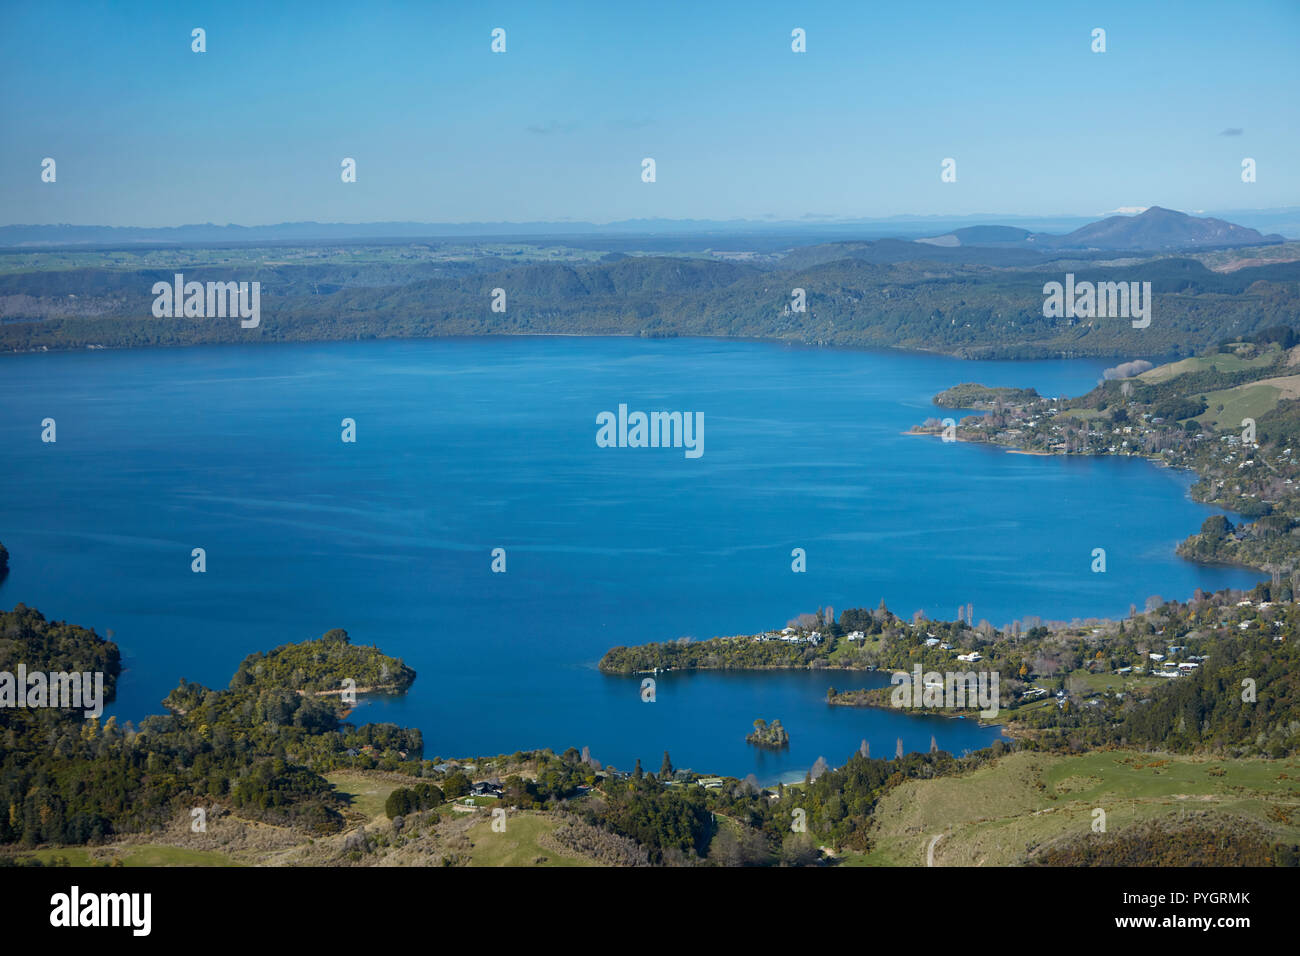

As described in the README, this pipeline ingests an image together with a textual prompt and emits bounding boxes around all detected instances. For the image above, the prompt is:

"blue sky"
[2,0,1296,226]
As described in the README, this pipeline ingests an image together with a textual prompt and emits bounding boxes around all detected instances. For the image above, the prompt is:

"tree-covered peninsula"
[1,605,420,845]
[226,627,416,697]
[932,383,1040,409]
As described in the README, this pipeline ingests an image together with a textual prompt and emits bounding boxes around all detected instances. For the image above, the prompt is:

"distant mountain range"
[0,207,1293,250]
[917,207,1284,252]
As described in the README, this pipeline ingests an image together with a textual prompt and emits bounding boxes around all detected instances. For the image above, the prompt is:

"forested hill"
[2,241,1298,359]
[0,604,121,711]
[1,608,421,845]
[228,627,416,695]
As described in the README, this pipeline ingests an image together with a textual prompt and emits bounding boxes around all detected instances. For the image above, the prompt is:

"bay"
[0,337,1258,781]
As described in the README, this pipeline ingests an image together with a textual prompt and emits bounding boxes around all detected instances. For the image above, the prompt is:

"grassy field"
[1070,668,1160,695]
[464,813,594,867]
[1138,349,1279,385]
[1058,407,1104,421]
[14,845,239,867]
[1192,375,1300,430]
[857,750,1300,866]
[326,771,403,821]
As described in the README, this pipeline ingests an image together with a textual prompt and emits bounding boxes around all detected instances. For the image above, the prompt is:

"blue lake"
[0,337,1259,781]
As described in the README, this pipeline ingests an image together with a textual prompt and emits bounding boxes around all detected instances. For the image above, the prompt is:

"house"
[697,777,724,789]
[924,637,941,647]
[956,651,983,663]
[470,781,503,798]
[847,630,865,642]
[1148,653,1165,661]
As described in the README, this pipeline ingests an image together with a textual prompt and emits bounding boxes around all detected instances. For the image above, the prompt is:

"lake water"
[0,337,1258,781]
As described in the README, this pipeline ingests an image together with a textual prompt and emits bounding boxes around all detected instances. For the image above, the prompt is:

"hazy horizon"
[3,204,1298,237]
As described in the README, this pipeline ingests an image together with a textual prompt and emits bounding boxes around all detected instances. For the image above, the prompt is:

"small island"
[746,718,789,750]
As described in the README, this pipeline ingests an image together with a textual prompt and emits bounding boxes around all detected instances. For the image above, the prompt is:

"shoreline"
[1,329,1140,363]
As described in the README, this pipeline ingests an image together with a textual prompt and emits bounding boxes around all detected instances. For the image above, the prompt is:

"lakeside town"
[910,331,1300,578]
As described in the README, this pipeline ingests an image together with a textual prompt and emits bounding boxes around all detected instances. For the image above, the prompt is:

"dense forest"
[2,244,1298,359]
[0,609,419,846]
[2,587,1297,865]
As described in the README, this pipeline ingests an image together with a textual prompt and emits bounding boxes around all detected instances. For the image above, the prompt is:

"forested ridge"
[3,246,1298,359]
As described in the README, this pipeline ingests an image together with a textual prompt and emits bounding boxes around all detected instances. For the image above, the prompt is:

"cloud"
[1102,359,1154,381]
[1219,127,1244,136]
